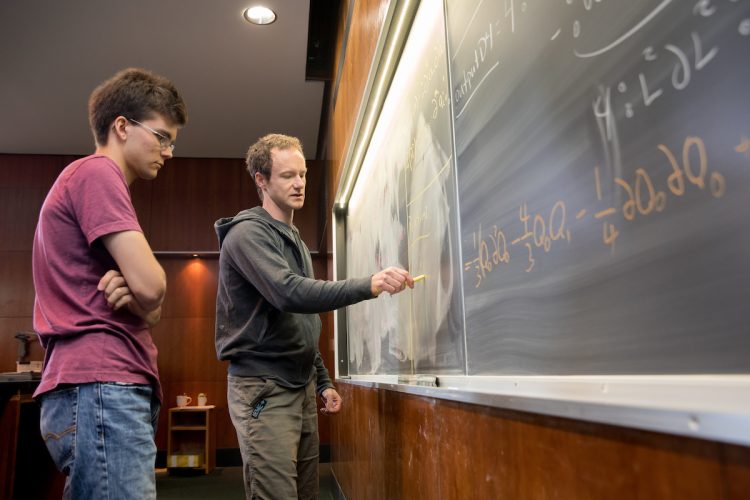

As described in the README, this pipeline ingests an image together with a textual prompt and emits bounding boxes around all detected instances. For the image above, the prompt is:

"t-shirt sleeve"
[65,158,142,245]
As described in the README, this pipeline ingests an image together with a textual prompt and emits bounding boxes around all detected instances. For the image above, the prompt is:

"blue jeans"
[39,382,160,500]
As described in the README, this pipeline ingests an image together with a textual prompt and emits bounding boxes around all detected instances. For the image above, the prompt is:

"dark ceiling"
[0,0,340,160]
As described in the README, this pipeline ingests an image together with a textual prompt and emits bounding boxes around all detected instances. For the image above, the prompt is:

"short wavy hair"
[246,134,304,200]
[88,68,188,147]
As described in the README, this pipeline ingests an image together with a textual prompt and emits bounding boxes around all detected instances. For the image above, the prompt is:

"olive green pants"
[227,375,319,500]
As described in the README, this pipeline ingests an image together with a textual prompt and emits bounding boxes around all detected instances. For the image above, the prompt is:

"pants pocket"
[39,387,78,475]
[227,376,275,420]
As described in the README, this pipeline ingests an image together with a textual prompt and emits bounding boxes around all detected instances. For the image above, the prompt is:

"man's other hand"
[320,388,343,414]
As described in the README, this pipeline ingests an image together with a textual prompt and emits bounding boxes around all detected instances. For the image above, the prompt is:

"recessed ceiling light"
[243,6,276,25]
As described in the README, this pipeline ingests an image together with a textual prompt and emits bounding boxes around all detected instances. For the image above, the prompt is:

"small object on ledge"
[15,331,38,365]
[16,360,42,373]
[397,374,438,387]
[0,371,41,382]
[197,392,208,406]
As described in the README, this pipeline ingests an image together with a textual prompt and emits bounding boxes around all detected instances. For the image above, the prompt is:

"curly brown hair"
[88,68,188,147]
[246,134,304,200]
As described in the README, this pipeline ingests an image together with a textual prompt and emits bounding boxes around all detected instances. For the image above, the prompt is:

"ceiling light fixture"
[243,6,276,25]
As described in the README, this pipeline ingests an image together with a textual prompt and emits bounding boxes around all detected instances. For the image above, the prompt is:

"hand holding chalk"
[371,267,414,296]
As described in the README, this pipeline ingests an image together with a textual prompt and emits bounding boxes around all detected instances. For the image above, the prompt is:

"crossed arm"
[98,269,162,326]
[98,230,166,326]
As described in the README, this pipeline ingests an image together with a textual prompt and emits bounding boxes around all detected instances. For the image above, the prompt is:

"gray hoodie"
[214,207,372,392]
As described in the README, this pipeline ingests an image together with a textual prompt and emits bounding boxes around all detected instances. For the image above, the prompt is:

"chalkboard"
[345,0,465,375]
[445,0,750,375]
[335,0,750,444]
[336,0,750,433]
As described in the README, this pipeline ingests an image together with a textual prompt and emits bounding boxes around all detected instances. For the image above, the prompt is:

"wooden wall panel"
[138,157,251,251]
[724,445,750,497]
[0,155,71,374]
[296,159,325,252]
[312,254,333,445]
[0,185,56,252]
[152,317,223,383]
[331,383,385,498]
[330,0,391,186]
[153,313,233,449]
[0,252,35,320]
[332,384,750,500]
[158,258,219,320]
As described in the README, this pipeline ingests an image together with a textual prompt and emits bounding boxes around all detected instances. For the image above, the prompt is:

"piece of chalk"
[413,274,426,283]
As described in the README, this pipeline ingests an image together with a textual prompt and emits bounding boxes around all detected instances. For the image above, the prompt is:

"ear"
[112,116,129,142]
[254,171,267,192]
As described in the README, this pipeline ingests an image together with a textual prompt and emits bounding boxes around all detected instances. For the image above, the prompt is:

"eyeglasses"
[127,118,175,152]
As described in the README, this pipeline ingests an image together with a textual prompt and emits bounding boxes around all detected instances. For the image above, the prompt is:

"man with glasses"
[32,67,187,499]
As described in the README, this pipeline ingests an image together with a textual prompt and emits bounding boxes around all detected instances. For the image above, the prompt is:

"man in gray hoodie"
[215,133,413,499]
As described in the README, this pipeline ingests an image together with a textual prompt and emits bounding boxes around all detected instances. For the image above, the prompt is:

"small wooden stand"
[166,406,216,475]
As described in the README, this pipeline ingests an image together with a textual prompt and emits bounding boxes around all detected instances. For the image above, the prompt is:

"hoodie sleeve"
[225,219,374,314]
[314,351,334,394]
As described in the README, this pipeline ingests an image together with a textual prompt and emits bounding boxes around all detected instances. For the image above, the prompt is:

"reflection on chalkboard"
[446,0,750,375]
[346,0,464,375]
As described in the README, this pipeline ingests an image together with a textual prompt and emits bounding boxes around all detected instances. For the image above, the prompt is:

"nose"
[161,147,173,159]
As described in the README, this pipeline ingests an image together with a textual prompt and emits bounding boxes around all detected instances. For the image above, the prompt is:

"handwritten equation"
[558,0,749,130]
[414,41,450,121]
[588,0,749,139]
[463,134,746,288]
[451,0,530,118]
[450,0,749,125]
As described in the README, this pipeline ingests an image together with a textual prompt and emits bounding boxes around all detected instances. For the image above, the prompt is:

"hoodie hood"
[215,206,281,248]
